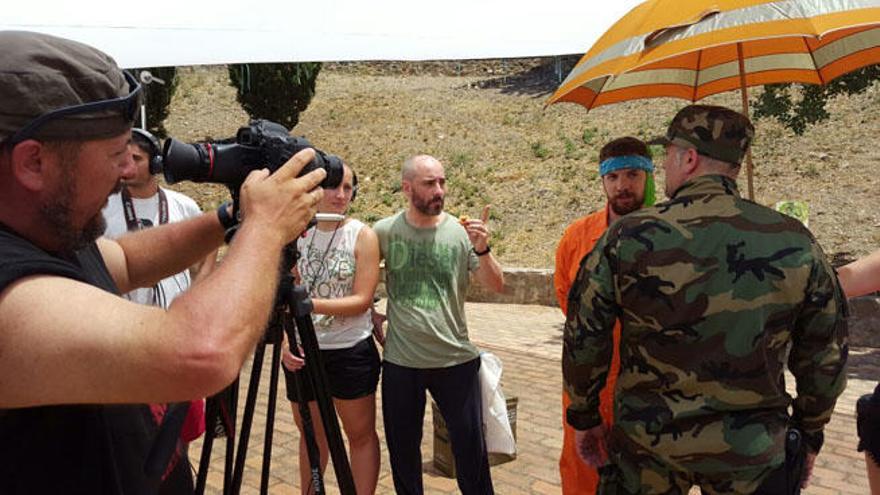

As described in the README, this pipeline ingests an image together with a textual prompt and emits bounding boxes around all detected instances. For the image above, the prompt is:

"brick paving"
[191,302,879,494]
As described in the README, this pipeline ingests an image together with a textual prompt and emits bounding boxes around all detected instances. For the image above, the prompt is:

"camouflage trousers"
[597,448,786,495]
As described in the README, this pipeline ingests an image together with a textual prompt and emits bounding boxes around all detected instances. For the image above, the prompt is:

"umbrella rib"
[693,49,704,102]
[803,35,826,86]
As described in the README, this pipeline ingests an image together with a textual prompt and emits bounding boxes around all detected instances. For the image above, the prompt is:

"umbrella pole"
[737,42,755,201]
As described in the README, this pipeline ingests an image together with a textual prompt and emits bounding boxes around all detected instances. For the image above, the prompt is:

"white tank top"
[296,219,372,349]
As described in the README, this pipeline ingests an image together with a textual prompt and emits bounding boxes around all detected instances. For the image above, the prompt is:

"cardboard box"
[432,396,518,478]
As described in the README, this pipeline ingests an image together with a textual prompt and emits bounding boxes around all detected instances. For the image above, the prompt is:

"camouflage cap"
[649,105,755,166]
[0,31,135,143]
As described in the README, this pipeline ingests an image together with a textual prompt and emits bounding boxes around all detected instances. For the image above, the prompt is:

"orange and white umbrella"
[547,0,880,199]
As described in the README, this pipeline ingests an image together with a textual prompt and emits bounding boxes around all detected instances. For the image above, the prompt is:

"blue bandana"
[599,155,654,177]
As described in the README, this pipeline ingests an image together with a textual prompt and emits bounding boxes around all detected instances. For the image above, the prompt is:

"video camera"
[154,119,343,189]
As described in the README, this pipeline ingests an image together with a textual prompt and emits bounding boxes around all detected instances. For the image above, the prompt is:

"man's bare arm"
[464,205,504,293]
[473,252,504,293]
[100,213,224,294]
[0,230,274,407]
[0,148,325,408]
[837,248,880,298]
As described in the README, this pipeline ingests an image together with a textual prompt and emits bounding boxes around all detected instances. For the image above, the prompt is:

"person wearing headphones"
[101,128,217,492]
[281,159,382,495]
[103,128,216,304]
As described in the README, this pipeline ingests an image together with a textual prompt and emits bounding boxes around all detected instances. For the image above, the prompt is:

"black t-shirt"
[0,225,161,494]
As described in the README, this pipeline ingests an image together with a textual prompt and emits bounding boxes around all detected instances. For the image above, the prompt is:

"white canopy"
[3,1,642,68]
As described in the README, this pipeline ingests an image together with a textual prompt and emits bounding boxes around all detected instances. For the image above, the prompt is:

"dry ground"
[163,61,880,268]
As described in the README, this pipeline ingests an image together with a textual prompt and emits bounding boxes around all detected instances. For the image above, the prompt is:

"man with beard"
[0,31,325,493]
[554,136,654,494]
[564,105,846,494]
[101,128,218,492]
[372,154,504,494]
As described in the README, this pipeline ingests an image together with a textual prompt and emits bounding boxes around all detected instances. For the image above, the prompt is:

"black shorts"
[283,337,381,403]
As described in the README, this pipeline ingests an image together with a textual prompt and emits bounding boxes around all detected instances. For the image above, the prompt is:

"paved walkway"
[191,302,879,494]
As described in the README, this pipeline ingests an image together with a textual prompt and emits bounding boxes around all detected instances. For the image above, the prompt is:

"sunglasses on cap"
[5,70,142,147]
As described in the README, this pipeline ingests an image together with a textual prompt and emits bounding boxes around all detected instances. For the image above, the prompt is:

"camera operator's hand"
[239,148,326,246]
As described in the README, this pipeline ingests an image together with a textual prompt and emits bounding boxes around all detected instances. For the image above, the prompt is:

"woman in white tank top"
[281,161,382,495]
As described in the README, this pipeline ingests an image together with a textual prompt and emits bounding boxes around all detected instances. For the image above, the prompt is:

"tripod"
[194,381,237,494]
[194,243,357,495]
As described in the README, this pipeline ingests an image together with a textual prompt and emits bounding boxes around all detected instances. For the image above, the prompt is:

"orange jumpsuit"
[554,205,621,495]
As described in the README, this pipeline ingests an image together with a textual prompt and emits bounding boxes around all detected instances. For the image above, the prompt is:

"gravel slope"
[163,63,880,268]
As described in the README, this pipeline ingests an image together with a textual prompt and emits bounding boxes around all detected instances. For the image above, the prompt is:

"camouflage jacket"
[563,174,847,474]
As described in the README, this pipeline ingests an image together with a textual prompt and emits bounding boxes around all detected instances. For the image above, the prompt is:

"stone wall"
[467,268,558,307]
[469,268,878,348]
[380,266,879,348]
[376,267,559,306]
[376,267,559,308]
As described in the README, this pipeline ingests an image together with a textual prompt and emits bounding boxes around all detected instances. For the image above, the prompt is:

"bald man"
[373,154,504,495]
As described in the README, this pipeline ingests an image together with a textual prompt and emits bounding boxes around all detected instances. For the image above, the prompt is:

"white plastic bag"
[479,351,516,455]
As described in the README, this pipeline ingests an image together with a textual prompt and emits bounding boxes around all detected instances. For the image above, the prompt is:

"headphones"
[350,169,359,202]
[329,154,359,202]
[131,127,163,174]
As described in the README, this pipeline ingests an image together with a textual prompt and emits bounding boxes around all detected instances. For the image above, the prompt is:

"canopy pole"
[737,42,755,201]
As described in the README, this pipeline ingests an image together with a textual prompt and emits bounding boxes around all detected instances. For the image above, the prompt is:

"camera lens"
[312,152,343,189]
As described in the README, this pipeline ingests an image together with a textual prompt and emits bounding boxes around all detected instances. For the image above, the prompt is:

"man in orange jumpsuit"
[555,137,655,494]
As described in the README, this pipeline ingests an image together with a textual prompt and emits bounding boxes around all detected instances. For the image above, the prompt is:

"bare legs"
[290,393,379,495]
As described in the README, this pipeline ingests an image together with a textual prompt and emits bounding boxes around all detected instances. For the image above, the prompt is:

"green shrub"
[531,141,550,159]
[582,127,597,145]
[489,228,506,257]
[800,163,820,179]
[753,64,880,135]
[775,200,809,226]
[380,191,396,207]
[648,144,665,159]
[561,137,578,159]
[451,151,472,168]
[228,63,322,129]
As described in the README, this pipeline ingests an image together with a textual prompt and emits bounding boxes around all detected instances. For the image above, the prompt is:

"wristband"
[473,245,491,256]
[217,201,238,230]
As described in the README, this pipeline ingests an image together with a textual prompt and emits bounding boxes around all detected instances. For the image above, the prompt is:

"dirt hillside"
[163,61,880,268]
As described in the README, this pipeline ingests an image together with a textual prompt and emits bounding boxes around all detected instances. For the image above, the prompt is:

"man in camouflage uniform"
[562,104,848,494]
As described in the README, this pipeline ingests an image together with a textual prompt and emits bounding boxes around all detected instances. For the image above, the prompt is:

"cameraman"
[102,128,219,492]
[0,31,325,494]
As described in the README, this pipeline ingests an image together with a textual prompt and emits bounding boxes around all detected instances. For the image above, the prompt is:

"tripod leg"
[223,380,238,495]
[195,379,239,495]
[194,397,218,495]
[288,285,357,495]
[286,313,327,494]
[230,339,267,495]
[260,329,284,495]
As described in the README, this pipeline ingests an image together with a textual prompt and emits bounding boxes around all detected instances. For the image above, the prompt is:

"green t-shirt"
[374,212,480,368]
